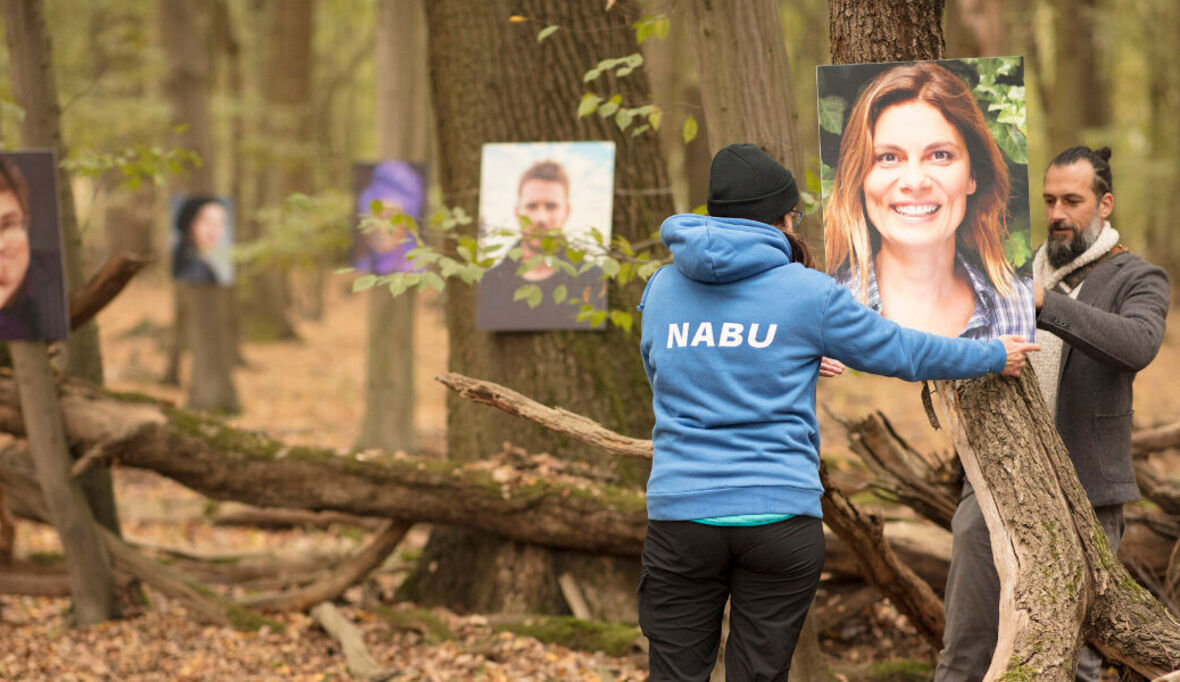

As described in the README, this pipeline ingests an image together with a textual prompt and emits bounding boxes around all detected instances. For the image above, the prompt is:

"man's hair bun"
[1096,146,1113,162]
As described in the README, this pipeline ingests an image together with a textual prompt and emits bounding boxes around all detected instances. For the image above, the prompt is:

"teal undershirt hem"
[692,513,795,527]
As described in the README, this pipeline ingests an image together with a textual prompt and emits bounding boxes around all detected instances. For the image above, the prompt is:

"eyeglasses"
[789,207,806,224]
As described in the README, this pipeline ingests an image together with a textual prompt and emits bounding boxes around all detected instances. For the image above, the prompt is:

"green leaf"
[537,25,559,42]
[565,248,585,265]
[335,267,356,275]
[352,274,378,292]
[601,257,621,278]
[583,67,602,83]
[988,121,1028,164]
[513,284,543,309]
[690,204,708,215]
[598,94,622,118]
[630,124,651,137]
[682,116,698,144]
[577,93,601,118]
[609,310,633,332]
[452,206,473,225]
[389,276,409,297]
[655,16,670,40]
[615,109,634,130]
[615,65,635,77]
[553,285,568,304]
[648,107,663,131]
[635,18,655,44]
[1004,231,1032,269]
[818,96,847,135]
[637,261,662,280]
[424,271,446,291]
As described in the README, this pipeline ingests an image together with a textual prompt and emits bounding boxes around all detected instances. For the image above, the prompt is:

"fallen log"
[0,440,274,630]
[1133,421,1180,456]
[210,508,387,531]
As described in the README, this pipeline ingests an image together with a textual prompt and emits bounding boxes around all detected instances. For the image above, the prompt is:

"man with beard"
[935,146,1170,682]
[476,159,606,331]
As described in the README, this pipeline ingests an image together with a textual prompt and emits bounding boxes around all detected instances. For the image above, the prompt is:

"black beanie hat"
[706,143,799,225]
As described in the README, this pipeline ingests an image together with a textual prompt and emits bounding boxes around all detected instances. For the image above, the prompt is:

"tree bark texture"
[417,0,673,615]
[829,0,946,65]
[8,342,117,624]
[160,0,240,413]
[938,372,1180,680]
[684,0,818,252]
[357,0,432,454]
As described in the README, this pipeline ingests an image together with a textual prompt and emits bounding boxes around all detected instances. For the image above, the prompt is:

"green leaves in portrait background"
[961,56,1027,165]
[817,96,847,136]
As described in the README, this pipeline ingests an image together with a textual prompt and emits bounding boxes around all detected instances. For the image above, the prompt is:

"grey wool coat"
[1037,250,1171,507]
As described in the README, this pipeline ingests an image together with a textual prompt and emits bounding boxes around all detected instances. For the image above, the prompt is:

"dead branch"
[244,520,411,612]
[210,508,387,531]
[311,602,396,682]
[435,372,652,458]
[69,253,151,330]
[1134,421,1180,456]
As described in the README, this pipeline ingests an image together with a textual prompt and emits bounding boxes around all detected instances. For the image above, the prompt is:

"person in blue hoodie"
[636,143,1039,681]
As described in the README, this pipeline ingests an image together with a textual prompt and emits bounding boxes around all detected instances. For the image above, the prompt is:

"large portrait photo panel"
[0,150,69,341]
[475,141,616,332]
[818,57,1034,341]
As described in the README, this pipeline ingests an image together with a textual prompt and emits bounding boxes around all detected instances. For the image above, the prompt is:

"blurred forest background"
[1,0,1179,680]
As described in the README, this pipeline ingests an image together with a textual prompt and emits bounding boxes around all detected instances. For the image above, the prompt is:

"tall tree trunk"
[159,0,240,413]
[684,0,821,254]
[237,0,312,342]
[356,0,429,455]
[3,0,121,539]
[1045,0,1109,154]
[403,0,672,618]
[944,0,1007,58]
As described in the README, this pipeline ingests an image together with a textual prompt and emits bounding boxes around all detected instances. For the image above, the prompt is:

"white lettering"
[748,323,777,348]
[667,322,689,348]
[719,322,744,347]
[690,322,715,347]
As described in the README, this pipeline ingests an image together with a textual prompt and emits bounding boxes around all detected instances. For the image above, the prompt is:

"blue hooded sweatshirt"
[638,214,1007,521]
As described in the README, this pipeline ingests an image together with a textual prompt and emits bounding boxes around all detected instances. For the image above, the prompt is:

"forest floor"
[4,269,1180,680]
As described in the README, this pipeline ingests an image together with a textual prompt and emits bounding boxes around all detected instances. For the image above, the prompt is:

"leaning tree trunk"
[159,0,240,414]
[356,0,429,455]
[404,0,674,619]
[2,0,121,538]
[830,5,1180,678]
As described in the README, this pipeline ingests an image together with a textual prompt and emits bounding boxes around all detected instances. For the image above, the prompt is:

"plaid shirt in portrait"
[836,253,1037,341]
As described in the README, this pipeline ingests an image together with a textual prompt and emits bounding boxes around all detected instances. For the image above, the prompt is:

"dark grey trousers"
[638,516,825,682]
[934,487,1125,682]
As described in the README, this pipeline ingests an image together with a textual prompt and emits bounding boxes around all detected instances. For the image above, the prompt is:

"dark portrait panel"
[0,150,69,341]
[170,195,235,286]
[475,141,616,332]
[352,161,428,275]
[817,57,1035,341]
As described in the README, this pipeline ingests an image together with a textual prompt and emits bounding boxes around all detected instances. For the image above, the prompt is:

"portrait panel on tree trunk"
[352,161,428,276]
[475,141,615,332]
[818,57,1035,341]
[170,195,235,287]
[0,151,69,341]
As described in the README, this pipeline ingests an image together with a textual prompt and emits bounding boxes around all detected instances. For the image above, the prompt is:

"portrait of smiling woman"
[821,60,1036,340]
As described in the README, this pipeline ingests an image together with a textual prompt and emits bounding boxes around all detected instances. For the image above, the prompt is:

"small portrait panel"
[0,150,69,341]
[171,195,235,286]
[818,57,1035,340]
[475,141,616,332]
[352,161,427,275]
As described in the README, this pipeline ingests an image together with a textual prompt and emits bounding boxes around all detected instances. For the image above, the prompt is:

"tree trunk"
[939,372,1180,679]
[1045,0,1108,153]
[684,0,818,250]
[8,342,117,624]
[829,0,945,64]
[945,0,1007,58]
[159,0,240,413]
[409,0,672,618]
[356,0,430,454]
[237,0,311,342]
[3,0,121,540]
